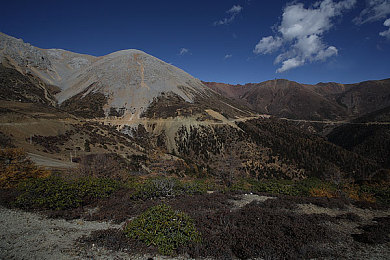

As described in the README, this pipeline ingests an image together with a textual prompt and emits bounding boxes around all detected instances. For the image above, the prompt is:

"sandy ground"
[0,206,129,259]
[230,193,275,209]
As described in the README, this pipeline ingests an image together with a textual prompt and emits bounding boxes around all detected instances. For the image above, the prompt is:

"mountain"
[0,32,249,120]
[204,78,390,120]
[0,32,389,182]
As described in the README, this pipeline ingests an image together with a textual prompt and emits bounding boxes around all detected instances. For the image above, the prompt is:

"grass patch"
[125,203,201,255]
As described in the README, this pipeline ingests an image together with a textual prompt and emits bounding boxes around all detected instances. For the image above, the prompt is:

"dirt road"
[28,153,77,168]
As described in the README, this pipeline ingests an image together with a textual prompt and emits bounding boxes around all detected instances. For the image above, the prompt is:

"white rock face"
[0,33,52,70]
[0,33,96,86]
[0,32,209,117]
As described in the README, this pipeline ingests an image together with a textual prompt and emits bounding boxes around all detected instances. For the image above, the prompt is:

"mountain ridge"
[204,78,390,120]
[1,32,249,121]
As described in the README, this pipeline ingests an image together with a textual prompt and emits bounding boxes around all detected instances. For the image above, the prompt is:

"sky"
[1,0,390,85]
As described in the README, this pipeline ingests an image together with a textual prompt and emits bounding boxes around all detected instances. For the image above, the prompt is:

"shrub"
[0,131,14,148]
[228,178,339,198]
[298,178,337,198]
[0,148,50,188]
[228,178,253,192]
[249,179,300,196]
[132,177,207,199]
[15,177,119,210]
[360,184,390,205]
[343,184,380,204]
[125,204,201,255]
[309,187,336,198]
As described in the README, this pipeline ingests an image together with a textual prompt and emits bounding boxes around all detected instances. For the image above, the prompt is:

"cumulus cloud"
[254,36,283,54]
[380,18,390,38]
[214,5,243,25]
[277,58,305,73]
[354,0,390,25]
[253,0,356,73]
[179,48,189,55]
[224,54,233,59]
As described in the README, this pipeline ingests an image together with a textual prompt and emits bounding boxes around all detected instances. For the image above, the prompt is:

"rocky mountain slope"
[0,32,248,120]
[204,78,390,120]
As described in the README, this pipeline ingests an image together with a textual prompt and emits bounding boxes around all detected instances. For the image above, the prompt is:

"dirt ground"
[0,206,202,260]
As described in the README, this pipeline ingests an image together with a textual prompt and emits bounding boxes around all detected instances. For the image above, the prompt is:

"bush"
[249,179,300,196]
[15,177,119,210]
[360,184,390,205]
[296,178,336,197]
[239,178,338,197]
[125,204,201,255]
[0,148,50,188]
[131,177,207,199]
[343,184,380,204]
[309,187,336,198]
[228,178,253,192]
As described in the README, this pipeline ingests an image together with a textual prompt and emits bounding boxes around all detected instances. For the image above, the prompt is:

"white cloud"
[254,36,283,54]
[179,48,189,55]
[227,5,243,14]
[354,1,390,39]
[224,54,233,59]
[253,0,356,73]
[214,5,243,26]
[277,58,304,73]
[316,46,338,60]
[354,0,390,25]
[380,18,390,38]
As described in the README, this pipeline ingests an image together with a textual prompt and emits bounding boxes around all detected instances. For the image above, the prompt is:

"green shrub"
[125,204,201,255]
[228,178,253,192]
[294,178,336,196]
[360,184,390,205]
[241,178,337,197]
[132,177,207,199]
[250,179,300,196]
[15,177,119,210]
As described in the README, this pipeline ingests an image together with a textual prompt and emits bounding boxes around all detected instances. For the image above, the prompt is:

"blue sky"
[1,0,390,85]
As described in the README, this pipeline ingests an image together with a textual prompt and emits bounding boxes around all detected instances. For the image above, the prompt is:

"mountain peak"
[0,32,216,119]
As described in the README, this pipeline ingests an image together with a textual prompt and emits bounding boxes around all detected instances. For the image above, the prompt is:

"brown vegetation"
[60,84,107,118]
[0,64,57,105]
[0,148,50,188]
